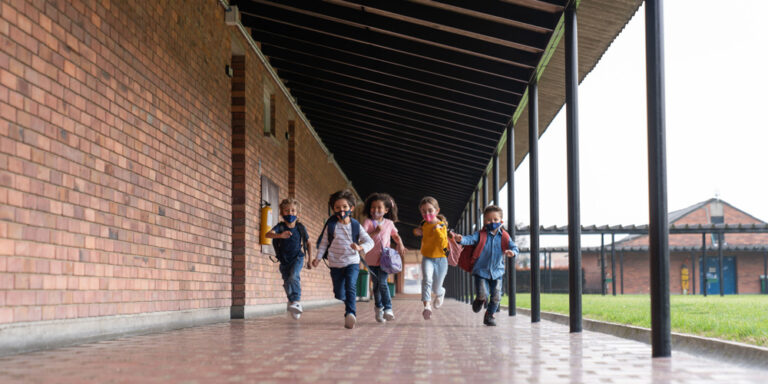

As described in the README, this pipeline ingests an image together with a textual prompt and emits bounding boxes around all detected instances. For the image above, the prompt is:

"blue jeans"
[368,266,391,310]
[279,257,303,302]
[330,263,359,316]
[474,275,502,314]
[421,257,447,302]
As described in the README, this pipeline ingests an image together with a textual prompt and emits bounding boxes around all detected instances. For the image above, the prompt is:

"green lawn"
[501,294,768,347]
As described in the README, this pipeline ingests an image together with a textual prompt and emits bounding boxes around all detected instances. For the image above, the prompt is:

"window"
[263,88,275,137]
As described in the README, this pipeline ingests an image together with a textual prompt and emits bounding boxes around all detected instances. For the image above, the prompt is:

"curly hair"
[363,193,398,222]
[279,198,300,213]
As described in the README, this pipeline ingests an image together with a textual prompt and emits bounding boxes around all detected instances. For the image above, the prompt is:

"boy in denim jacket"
[453,205,519,326]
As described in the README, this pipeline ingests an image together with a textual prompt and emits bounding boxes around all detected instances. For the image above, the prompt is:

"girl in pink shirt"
[362,193,407,323]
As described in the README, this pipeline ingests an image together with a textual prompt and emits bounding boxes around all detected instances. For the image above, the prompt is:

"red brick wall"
[0,0,349,325]
[584,251,767,294]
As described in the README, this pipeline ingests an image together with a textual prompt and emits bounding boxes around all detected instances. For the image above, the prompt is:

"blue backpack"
[316,215,376,277]
[316,215,361,260]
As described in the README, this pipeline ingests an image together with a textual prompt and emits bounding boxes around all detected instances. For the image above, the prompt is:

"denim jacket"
[459,230,519,280]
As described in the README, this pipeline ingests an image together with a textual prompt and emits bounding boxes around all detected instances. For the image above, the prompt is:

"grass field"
[500,294,768,347]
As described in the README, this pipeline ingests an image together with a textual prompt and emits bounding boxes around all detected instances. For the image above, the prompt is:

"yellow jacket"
[420,221,448,259]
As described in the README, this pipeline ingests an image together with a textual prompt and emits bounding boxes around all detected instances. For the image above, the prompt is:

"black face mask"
[335,210,351,220]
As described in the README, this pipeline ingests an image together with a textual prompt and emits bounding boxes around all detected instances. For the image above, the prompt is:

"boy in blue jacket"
[453,205,519,326]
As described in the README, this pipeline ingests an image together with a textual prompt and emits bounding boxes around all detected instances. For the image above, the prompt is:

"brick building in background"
[0,0,361,351]
[583,199,768,295]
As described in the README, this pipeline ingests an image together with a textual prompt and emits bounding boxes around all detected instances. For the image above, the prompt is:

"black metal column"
[702,233,707,297]
[718,232,724,296]
[565,3,582,333]
[507,123,517,316]
[620,251,624,295]
[611,233,617,296]
[482,174,488,216]
[646,0,671,358]
[691,252,696,295]
[529,80,540,323]
[600,234,606,296]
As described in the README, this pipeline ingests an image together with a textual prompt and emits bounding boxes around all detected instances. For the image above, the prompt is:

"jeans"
[421,257,447,302]
[368,266,391,310]
[330,263,359,316]
[279,257,303,302]
[474,275,502,314]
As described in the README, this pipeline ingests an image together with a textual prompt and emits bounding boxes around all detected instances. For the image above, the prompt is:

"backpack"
[270,221,309,263]
[315,215,361,260]
[380,247,402,274]
[316,215,377,277]
[457,228,511,273]
[446,234,462,266]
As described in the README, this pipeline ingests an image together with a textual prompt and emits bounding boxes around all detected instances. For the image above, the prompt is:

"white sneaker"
[434,293,444,309]
[375,307,386,323]
[288,302,303,315]
[291,312,301,320]
[383,309,395,321]
[345,313,357,329]
[422,303,432,320]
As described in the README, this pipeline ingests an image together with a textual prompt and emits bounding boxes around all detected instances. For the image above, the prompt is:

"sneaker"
[288,302,303,315]
[472,298,485,313]
[422,303,432,320]
[383,309,395,321]
[483,311,496,326]
[375,307,386,323]
[291,312,301,320]
[434,293,444,309]
[345,313,357,329]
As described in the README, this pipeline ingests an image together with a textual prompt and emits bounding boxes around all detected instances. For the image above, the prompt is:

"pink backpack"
[445,233,462,266]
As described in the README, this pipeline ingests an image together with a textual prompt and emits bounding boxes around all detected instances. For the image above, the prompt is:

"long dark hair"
[363,193,398,222]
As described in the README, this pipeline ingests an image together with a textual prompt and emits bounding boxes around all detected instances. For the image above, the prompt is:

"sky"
[498,0,768,248]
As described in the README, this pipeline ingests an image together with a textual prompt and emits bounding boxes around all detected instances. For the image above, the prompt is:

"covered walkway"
[0,299,764,383]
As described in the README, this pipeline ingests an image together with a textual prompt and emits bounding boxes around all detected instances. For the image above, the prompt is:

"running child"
[413,196,449,320]
[311,190,374,329]
[264,198,311,320]
[362,193,406,323]
[453,205,519,326]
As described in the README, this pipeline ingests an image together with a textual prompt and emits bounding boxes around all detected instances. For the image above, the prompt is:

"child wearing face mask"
[412,196,450,320]
[453,205,519,326]
[311,189,375,329]
[362,193,407,323]
[265,198,311,320]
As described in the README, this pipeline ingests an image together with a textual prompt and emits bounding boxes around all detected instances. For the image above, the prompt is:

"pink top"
[362,218,398,266]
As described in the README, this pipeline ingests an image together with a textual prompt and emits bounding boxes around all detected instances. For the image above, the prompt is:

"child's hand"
[311,259,321,268]
[504,250,516,258]
[279,231,292,239]
[350,243,363,252]
[397,245,406,256]
[371,226,382,236]
[453,234,463,243]
[413,227,423,237]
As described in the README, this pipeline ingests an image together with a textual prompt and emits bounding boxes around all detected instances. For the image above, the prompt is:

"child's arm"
[458,232,480,246]
[355,227,375,254]
[265,228,291,239]
[505,238,520,258]
[391,231,406,255]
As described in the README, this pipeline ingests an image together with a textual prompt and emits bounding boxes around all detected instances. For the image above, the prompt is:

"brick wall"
[0,0,348,325]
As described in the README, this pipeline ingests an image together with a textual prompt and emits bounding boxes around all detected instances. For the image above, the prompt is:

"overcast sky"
[499,0,768,247]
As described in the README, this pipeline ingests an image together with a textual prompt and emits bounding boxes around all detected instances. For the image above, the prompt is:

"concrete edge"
[509,307,768,369]
[0,299,340,357]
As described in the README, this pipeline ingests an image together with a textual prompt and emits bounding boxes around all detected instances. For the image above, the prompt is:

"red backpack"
[458,228,511,273]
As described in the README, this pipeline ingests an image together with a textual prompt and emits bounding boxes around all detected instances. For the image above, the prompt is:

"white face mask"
[371,211,384,219]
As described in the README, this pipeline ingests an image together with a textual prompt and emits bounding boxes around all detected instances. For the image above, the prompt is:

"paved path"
[0,299,764,383]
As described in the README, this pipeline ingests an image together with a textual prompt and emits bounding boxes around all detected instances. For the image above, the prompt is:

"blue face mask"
[335,210,351,220]
[485,222,502,232]
[283,215,297,223]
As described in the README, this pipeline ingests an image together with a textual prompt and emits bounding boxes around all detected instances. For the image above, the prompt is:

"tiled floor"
[0,299,764,383]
